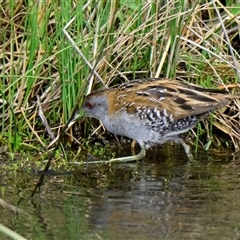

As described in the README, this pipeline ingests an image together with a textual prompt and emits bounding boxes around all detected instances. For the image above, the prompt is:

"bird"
[69,78,239,163]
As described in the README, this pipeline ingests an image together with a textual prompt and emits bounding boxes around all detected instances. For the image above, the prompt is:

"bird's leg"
[71,146,146,165]
[108,146,146,163]
[178,138,195,162]
[131,140,137,155]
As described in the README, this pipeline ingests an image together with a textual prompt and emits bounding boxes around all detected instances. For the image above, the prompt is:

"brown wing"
[114,79,232,120]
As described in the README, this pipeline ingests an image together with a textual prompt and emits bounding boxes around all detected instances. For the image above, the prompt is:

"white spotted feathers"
[81,78,237,149]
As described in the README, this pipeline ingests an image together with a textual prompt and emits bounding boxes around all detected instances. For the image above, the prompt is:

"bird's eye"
[86,102,94,109]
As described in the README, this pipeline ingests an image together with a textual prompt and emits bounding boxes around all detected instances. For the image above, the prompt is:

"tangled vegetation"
[1,0,240,160]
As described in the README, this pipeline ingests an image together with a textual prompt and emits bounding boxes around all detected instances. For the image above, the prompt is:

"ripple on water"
[1,148,240,240]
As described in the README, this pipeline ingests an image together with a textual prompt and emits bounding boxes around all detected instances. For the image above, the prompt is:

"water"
[1,147,240,240]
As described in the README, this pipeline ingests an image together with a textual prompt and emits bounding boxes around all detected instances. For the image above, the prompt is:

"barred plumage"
[70,78,240,162]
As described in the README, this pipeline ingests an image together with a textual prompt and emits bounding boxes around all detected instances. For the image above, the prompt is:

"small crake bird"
[69,78,239,163]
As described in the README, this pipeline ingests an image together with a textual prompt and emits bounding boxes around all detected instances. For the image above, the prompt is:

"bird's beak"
[67,109,85,129]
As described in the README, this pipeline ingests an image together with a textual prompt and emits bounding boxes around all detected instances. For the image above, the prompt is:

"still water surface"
[1,147,240,239]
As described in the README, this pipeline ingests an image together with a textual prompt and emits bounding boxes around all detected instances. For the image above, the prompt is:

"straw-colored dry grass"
[1,0,240,156]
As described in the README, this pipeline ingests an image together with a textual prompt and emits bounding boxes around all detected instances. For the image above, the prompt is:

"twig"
[0,223,27,240]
